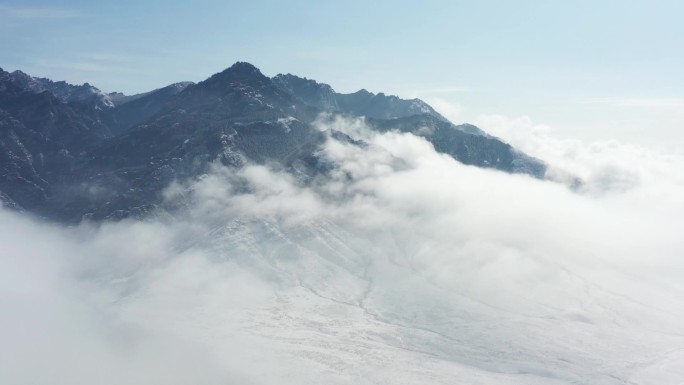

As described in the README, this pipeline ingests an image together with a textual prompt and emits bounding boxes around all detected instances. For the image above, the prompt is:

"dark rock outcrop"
[0,63,546,222]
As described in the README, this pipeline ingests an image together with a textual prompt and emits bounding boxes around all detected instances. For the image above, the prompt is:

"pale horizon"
[2,1,683,147]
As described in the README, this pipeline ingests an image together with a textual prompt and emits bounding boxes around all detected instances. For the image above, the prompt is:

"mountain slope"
[7,69,117,110]
[273,73,448,121]
[0,62,547,221]
[104,81,194,134]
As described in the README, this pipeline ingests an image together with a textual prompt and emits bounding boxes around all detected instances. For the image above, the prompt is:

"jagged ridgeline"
[0,62,546,222]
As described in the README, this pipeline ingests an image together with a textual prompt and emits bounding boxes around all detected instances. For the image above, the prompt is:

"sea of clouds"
[2,116,684,384]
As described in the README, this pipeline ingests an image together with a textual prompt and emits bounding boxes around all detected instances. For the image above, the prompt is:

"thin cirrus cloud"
[31,59,116,73]
[31,53,138,73]
[17,55,141,88]
[415,86,472,95]
[585,97,684,111]
[0,4,85,20]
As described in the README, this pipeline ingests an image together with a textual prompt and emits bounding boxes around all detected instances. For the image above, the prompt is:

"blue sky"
[1,0,683,146]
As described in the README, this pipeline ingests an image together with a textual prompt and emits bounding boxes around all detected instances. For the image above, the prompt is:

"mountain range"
[0,62,545,222]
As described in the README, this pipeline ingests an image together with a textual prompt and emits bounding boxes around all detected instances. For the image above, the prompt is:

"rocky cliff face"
[272,73,446,121]
[0,63,546,222]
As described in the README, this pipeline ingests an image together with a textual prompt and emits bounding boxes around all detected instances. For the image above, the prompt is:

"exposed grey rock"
[0,63,546,223]
[272,73,448,122]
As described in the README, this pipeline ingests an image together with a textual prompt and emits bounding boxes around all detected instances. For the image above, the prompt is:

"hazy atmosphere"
[3,0,684,145]
[1,1,683,384]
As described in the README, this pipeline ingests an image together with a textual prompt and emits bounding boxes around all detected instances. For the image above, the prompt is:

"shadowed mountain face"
[7,69,117,110]
[0,62,546,222]
[272,73,446,120]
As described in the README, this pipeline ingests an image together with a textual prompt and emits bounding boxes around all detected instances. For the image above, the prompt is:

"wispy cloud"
[416,86,471,94]
[31,59,115,74]
[80,53,136,64]
[585,97,684,111]
[30,53,139,74]
[422,97,464,122]
[0,4,84,20]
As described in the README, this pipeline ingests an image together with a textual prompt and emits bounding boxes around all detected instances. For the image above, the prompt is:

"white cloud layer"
[2,117,684,384]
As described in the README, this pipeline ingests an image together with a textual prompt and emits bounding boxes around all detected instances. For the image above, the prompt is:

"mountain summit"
[0,62,546,222]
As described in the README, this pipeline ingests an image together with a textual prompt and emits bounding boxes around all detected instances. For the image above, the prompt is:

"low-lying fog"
[2,117,684,384]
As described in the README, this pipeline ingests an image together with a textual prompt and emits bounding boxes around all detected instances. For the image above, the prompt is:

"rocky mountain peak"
[201,61,268,88]
[272,73,338,110]
[0,62,547,222]
[2,69,115,109]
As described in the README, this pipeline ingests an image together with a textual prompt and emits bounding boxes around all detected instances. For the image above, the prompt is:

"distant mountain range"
[0,62,546,222]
